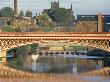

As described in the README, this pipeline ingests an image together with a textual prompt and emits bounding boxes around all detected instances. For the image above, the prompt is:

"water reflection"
[7,53,110,82]
[30,55,103,74]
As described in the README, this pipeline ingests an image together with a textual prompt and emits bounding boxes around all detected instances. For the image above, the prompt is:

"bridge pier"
[0,48,7,63]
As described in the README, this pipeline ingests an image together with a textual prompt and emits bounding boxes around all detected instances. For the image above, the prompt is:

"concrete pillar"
[14,0,18,16]
[0,48,7,63]
[98,13,102,32]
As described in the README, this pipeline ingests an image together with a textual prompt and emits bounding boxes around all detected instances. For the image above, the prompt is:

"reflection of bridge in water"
[0,32,110,63]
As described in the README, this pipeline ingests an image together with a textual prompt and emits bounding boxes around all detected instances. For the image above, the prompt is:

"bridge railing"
[0,32,110,37]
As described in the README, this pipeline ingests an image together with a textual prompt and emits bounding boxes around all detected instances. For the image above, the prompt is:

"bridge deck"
[0,32,110,40]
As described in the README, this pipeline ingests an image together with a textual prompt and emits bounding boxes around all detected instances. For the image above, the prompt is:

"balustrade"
[0,32,109,37]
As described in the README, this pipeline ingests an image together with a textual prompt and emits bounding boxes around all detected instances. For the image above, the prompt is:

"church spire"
[70,4,72,10]
[58,1,59,7]
[51,0,59,9]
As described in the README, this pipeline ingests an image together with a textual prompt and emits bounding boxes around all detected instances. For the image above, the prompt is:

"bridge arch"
[0,32,110,63]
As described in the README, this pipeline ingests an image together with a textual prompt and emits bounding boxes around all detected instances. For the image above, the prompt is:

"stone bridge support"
[0,48,7,63]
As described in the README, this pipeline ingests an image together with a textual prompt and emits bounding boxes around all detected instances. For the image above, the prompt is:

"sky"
[0,0,110,16]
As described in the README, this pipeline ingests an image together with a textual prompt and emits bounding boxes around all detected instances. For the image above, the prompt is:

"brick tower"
[14,0,18,16]
[98,13,102,32]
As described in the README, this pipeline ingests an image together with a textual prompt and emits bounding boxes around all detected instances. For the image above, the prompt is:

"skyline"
[0,0,110,16]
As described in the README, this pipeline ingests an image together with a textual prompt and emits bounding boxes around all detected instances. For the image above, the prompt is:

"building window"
[7,21,10,25]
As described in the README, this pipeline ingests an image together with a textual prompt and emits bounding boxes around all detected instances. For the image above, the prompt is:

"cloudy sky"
[0,0,110,16]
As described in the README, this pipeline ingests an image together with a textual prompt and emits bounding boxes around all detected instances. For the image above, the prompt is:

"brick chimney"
[98,13,102,32]
[14,0,18,16]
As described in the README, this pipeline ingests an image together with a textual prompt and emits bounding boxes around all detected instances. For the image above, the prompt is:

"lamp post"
[31,54,39,72]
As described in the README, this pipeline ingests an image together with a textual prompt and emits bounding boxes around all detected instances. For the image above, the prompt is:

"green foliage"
[41,27,54,32]
[25,10,32,17]
[30,44,38,52]
[0,7,13,17]
[49,8,74,22]
[2,26,22,32]
[19,10,24,17]
[14,27,22,32]
[17,45,31,54]
[37,13,56,28]
[16,44,38,56]
[2,26,15,32]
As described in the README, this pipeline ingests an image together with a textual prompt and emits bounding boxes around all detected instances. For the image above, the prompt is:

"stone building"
[76,15,97,32]
[43,1,75,32]
[0,17,36,29]
[0,0,36,30]
[12,0,36,28]
[76,14,110,32]
[0,17,13,28]
[10,17,36,27]
[55,22,75,32]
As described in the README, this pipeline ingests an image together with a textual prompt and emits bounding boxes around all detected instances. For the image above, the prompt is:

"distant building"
[76,14,110,32]
[0,0,36,30]
[0,17,12,28]
[76,15,98,32]
[55,21,75,32]
[0,17,36,29]
[10,17,36,27]
[102,15,110,32]
[43,1,75,32]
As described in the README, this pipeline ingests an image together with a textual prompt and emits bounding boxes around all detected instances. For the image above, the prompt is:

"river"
[14,53,110,82]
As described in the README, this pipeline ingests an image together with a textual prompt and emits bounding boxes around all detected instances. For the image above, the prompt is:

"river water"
[30,56,102,73]
[22,54,110,82]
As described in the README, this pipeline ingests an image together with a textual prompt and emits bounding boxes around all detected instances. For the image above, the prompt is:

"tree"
[14,27,22,32]
[0,7,13,17]
[49,8,74,22]
[2,26,22,32]
[2,26,15,32]
[19,10,24,17]
[25,10,32,17]
[37,13,56,28]
[37,13,56,32]
[30,44,38,53]
[17,45,31,55]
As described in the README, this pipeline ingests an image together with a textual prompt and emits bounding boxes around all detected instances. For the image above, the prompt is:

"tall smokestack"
[14,0,18,16]
[98,13,102,32]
